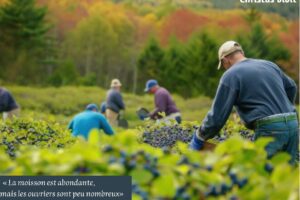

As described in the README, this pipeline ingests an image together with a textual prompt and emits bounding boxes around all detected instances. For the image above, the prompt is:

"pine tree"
[161,36,188,96]
[137,37,165,92]
[0,0,51,84]
[0,0,49,49]
[237,22,290,63]
[185,32,221,98]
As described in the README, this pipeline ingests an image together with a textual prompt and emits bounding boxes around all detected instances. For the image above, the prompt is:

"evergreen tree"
[161,36,188,96]
[0,0,49,48]
[186,32,221,98]
[237,22,290,63]
[137,37,165,92]
[0,0,50,84]
[47,59,78,87]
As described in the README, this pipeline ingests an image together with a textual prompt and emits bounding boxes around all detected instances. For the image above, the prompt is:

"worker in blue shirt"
[190,41,298,163]
[68,104,114,140]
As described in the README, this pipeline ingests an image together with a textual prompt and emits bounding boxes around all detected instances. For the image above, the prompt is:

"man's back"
[69,110,113,139]
[106,89,125,113]
[222,59,296,125]
[154,87,179,116]
[0,87,18,112]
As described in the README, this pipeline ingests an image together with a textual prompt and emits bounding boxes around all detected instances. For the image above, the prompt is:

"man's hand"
[189,129,204,151]
[139,114,149,120]
[137,108,150,120]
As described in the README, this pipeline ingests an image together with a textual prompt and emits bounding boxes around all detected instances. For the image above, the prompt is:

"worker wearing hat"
[144,79,181,123]
[106,79,125,126]
[190,41,298,164]
[68,104,114,140]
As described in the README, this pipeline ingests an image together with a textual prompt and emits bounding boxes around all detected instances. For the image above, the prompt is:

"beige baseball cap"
[217,41,243,69]
[111,79,122,88]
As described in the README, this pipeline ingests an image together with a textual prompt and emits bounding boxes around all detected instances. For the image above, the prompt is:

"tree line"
[0,0,292,98]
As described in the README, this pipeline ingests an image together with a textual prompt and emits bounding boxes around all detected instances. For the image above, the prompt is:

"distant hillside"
[26,0,300,81]
[118,0,299,19]
[210,0,299,20]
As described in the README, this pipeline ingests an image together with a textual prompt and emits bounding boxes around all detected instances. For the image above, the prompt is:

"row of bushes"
[0,118,298,199]
[8,86,212,127]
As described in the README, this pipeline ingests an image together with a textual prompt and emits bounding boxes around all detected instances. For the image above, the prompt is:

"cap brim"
[144,88,149,92]
[217,61,222,70]
[111,84,122,87]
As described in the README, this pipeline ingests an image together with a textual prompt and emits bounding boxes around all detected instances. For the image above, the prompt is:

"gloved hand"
[189,130,204,150]
[139,114,149,120]
[137,108,150,121]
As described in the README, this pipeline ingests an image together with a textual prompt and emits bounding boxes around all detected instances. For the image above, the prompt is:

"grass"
[7,86,212,128]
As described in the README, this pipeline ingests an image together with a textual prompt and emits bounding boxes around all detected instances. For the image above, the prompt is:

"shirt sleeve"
[68,120,74,131]
[199,83,238,140]
[150,93,167,119]
[99,115,114,135]
[281,72,297,104]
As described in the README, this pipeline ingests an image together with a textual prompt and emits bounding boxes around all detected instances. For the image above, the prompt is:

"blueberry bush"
[0,117,298,200]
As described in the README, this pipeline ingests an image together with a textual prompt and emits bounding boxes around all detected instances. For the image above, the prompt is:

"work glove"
[137,108,150,120]
[189,129,204,151]
[140,114,148,120]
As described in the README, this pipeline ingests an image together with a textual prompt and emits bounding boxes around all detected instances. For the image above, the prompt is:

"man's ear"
[222,57,229,65]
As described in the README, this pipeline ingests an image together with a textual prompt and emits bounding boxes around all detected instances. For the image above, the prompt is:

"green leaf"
[175,165,190,176]
[152,174,176,197]
[88,129,100,145]
[158,154,179,165]
[215,136,243,154]
[108,163,125,175]
[132,194,142,200]
[255,137,273,149]
[270,153,290,165]
[130,169,153,185]
[194,171,223,184]
[271,164,292,184]
[246,187,268,200]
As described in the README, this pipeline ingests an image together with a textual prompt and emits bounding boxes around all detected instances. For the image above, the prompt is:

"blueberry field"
[0,86,298,200]
[0,0,299,199]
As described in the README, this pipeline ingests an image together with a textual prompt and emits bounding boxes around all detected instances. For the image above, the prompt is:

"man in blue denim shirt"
[190,41,298,163]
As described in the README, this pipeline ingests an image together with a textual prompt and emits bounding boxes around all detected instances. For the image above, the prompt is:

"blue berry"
[103,145,113,152]
[237,178,248,188]
[181,192,191,200]
[175,187,185,197]
[120,150,127,158]
[128,160,137,169]
[119,157,126,165]
[264,163,273,173]
[151,168,160,177]
[229,195,239,200]
[220,183,229,195]
[108,156,117,164]
[205,185,218,197]
[177,156,189,165]
[229,172,239,184]
[206,165,213,171]
[192,163,200,168]
[143,163,152,171]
